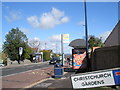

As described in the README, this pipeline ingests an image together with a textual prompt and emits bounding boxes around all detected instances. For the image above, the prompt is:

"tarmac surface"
[2,61,50,76]
[1,61,120,90]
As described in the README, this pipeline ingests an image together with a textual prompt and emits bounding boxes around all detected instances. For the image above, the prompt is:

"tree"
[40,50,52,61]
[28,38,40,52]
[88,35,104,49]
[3,28,32,64]
[52,53,59,57]
[0,52,7,66]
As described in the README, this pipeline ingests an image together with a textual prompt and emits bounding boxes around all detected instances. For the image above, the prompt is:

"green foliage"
[23,46,32,59]
[3,28,32,61]
[41,50,51,61]
[88,35,104,49]
[52,53,59,57]
[0,52,7,65]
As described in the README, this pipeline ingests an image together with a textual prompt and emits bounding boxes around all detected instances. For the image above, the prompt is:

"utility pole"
[84,0,90,71]
[56,43,57,54]
[45,42,47,50]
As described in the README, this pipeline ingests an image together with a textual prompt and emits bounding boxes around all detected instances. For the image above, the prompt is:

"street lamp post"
[84,0,90,71]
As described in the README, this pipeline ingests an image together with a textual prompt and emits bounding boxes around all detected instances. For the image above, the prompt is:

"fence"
[91,45,120,71]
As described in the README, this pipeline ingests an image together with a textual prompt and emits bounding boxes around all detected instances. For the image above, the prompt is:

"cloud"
[19,28,29,34]
[64,45,72,54]
[78,21,85,26]
[27,7,69,29]
[47,34,72,54]
[5,11,22,22]
[48,34,61,42]
[61,17,69,24]
[99,30,111,42]
[27,16,40,28]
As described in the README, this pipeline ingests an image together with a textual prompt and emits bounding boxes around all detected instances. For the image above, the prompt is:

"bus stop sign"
[19,47,23,56]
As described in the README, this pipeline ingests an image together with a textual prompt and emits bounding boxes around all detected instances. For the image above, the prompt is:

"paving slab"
[2,66,54,89]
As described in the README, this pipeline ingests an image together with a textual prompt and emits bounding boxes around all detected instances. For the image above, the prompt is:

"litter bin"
[54,63,63,78]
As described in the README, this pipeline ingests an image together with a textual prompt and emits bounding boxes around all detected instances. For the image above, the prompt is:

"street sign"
[71,68,120,89]
[63,34,69,43]
[19,47,23,56]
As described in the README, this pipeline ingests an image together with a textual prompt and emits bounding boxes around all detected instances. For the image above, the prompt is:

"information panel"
[72,49,86,69]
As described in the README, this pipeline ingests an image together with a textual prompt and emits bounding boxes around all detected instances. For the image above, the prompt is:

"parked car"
[49,57,60,64]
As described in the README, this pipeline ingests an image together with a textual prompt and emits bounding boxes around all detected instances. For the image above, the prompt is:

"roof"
[31,48,38,53]
[104,20,120,45]
[30,53,41,55]
[69,39,86,48]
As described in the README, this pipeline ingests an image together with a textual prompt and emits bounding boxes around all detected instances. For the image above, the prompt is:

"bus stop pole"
[61,34,64,66]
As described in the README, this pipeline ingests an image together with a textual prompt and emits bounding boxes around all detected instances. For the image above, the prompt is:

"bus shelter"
[69,39,87,71]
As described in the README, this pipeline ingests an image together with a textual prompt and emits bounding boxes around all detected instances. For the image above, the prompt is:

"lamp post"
[84,0,90,71]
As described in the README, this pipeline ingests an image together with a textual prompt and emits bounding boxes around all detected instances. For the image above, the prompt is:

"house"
[104,20,120,47]
[31,48,39,53]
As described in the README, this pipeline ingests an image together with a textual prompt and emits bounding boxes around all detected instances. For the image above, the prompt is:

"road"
[1,61,52,77]
[1,62,54,89]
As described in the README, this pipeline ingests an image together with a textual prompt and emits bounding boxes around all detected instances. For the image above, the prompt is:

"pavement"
[33,72,74,89]
[26,67,75,90]
[26,67,120,90]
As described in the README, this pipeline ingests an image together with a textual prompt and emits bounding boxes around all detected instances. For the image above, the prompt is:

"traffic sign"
[112,69,120,85]
[71,68,120,89]
[19,47,23,56]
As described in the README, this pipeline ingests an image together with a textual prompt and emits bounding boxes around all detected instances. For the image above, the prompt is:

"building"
[31,48,39,53]
[104,20,120,47]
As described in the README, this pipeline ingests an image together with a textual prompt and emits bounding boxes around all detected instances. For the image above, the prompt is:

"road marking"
[2,66,53,78]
